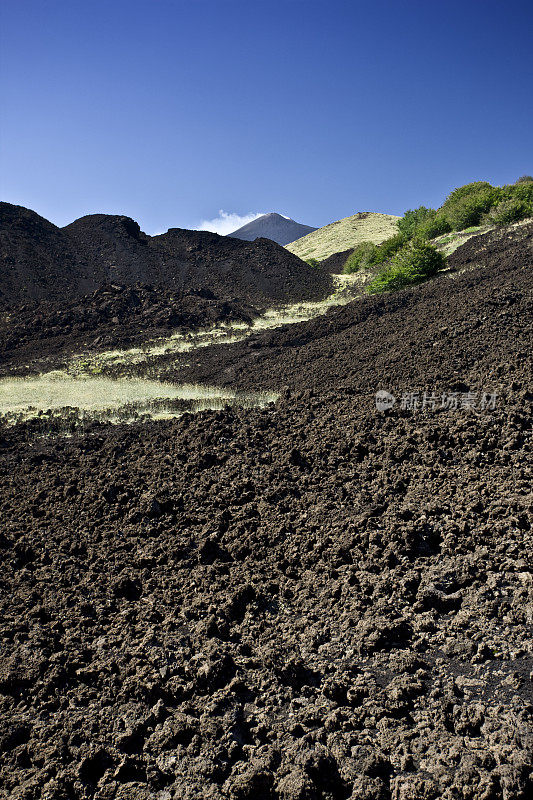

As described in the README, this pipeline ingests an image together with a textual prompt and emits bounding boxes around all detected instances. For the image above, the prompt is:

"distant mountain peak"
[227,213,317,246]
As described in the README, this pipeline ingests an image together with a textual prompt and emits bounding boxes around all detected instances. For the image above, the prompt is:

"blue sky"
[1,0,532,234]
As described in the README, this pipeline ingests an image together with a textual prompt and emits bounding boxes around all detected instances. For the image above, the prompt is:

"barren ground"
[0,224,531,800]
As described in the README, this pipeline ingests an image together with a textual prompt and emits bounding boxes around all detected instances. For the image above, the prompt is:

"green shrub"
[398,207,437,238]
[485,197,532,227]
[515,175,533,184]
[373,233,408,263]
[442,181,495,204]
[416,214,452,239]
[343,242,378,273]
[446,191,500,229]
[367,240,445,294]
[440,182,502,231]
[343,235,407,274]
[448,199,487,229]
[305,257,320,269]
[508,181,533,205]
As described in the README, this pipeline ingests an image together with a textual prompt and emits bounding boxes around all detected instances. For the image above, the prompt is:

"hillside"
[227,212,317,245]
[286,211,400,261]
[0,224,531,798]
[0,203,93,305]
[63,214,163,287]
[150,228,332,304]
[174,223,533,393]
[0,204,332,308]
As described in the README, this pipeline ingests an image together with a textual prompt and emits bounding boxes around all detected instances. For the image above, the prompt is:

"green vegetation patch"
[398,207,437,238]
[486,197,533,227]
[296,176,531,297]
[343,233,407,274]
[344,242,378,273]
[395,178,532,242]
[367,240,445,294]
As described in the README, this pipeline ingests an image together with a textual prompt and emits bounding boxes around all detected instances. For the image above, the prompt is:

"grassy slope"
[286,212,400,261]
[432,216,533,256]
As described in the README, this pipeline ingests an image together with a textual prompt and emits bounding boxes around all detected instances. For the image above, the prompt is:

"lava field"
[0,223,531,799]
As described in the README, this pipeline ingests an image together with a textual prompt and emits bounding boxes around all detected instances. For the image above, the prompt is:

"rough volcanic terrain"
[127,223,533,395]
[0,203,93,306]
[0,224,532,800]
[0,284,257,375]
[1,204,332,309]
[149,228,331,305]
[62,216,166,289]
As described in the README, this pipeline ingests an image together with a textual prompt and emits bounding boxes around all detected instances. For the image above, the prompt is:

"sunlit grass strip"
[286,213,401,261]
[432,216,533,256]
[68,274,363,372]
[0,372,279,426]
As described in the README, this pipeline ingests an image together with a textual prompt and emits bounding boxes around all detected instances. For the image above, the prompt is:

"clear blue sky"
[1,0,531,234]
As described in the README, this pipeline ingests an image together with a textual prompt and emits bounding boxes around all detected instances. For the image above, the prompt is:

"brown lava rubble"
[0,224,532,799]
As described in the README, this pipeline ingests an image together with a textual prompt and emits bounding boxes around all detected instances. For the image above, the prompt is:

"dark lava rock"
[0,223,531,799]
[0,202,93,304]
[1,202,332,309]
[319,247,354,273]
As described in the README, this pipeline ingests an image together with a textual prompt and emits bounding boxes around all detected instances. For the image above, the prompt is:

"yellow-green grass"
[286,212,401,262]
[67,274,363,372]
[0,275,367,426]
[0,371,278,425]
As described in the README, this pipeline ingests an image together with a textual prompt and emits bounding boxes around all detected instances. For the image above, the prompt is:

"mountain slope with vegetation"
[285,211,400,261]
[339,177,533,294]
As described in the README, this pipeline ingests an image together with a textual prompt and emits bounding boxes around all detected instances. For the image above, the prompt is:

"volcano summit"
[227,212,317,245]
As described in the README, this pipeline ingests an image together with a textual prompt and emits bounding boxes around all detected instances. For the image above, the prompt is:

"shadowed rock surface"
[319,247,354,273]
[227,213,317,245]
[0,284,259,373]
[0,204,332,308]
[149,227,331,304]
[63,215,164,288]
[0,224,531,799]
[0,203,93,305]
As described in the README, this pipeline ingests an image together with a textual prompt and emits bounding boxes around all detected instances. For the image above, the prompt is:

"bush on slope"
[367,240,445,294]
[342,177,532,291]
[344,234,407,273]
